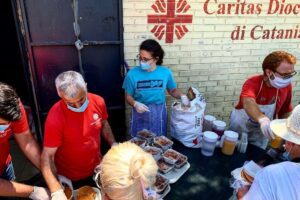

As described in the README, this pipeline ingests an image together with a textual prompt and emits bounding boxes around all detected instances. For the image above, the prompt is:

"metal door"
[13,0,126,142]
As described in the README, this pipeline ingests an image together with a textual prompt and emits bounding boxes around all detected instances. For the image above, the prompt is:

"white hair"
[99,142,158,200]
[55,71,87,98]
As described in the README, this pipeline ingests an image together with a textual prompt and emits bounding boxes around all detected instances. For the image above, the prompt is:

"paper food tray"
[158,184,171,200]
[164,162,190,184]
[73,187,102,200]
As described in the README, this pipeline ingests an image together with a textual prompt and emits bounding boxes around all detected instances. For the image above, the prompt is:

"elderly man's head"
[271,104,300,160]
[55,71,88,110]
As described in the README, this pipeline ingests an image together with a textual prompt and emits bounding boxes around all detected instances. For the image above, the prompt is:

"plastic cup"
[212,120,226,137]
[203,115,216,132]
[201,131,218,156]
[221,130,239,156]
[269,135,282,149]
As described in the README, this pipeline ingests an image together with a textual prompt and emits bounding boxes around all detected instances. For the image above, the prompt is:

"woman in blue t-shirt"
[122,39,190,136]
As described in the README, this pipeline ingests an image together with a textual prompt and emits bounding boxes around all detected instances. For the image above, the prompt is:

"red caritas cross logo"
[148,0,193,43]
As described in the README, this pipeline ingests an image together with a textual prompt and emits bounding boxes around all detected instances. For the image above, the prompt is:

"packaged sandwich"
[240,161,262,184]
[240,169,254,184]
[187,87,196,101]
[231,160,262,186]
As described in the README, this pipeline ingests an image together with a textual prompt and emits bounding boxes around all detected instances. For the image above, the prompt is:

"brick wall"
[123,0,300,133]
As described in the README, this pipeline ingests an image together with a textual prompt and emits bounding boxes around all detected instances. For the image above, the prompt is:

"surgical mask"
[67,98,89,113]
[268,73,292,89]
[282,145,293,161]
[282,151,292,161]
[140,61,151,70]
[0,124,10,132]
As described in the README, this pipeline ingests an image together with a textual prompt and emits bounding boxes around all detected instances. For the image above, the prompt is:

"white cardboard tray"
[158,184,171,200]
[163,162,190,184]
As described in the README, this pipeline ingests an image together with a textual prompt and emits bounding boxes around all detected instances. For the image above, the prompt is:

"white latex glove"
[58,175,73,191]
[51,189,67,200]
[180,95,190,106]
[111,142,118,147]
[29,186,51,200]
[133,101,150,113]
[258,117,275,140]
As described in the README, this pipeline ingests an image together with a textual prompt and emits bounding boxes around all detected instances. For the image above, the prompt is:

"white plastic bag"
[170,87,206,148]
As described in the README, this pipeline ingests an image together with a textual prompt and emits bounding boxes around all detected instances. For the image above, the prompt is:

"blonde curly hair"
[99,142,158,200]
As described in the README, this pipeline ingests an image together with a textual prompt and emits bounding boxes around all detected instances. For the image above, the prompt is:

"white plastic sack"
[170,87,206,148]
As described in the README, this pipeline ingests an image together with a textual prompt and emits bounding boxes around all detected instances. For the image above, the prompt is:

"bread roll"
[241,169,254,184]
[64,186,72,200]
[77,186,96,200]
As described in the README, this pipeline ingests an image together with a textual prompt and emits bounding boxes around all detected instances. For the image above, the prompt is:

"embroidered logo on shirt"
[93,113,99,120]
[137,80,163,89]
[90,113,102,126]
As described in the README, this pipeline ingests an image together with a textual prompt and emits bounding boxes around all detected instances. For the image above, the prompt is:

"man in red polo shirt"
[0,83,49,199]
[229,51,297,149]
[41,71,116,200]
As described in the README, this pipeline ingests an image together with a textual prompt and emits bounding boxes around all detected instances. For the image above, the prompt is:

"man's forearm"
[41,153,61,193]
[102,120,116,146]
[22,136,41,169]
[0,178,33,197]
[243,97,266,122]
[15,131,41,169]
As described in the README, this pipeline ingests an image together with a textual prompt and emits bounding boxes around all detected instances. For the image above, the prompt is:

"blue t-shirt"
[122,65,177,105]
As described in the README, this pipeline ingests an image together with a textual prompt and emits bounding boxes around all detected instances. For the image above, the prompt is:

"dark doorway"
[0,1,38,141]
[13,0,126,146]
[0,1,29,103]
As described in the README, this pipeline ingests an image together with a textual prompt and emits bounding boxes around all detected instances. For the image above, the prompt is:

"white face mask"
[268,72,292,89]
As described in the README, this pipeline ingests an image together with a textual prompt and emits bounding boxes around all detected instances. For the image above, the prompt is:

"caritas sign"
[148,0,193,43]
[203,0,300,40]
[147,0,300,43]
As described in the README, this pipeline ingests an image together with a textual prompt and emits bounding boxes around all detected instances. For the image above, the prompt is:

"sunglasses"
[136,54,154,62]
[274,71,297,79]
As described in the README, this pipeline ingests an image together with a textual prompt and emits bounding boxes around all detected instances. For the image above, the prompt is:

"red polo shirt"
[0,102,29,175]
[235,75,293,118]
[43,93,108,181]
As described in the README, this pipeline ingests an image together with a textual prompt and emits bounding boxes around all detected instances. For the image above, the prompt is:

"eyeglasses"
[137,54,153,62]
[274,71,297,79]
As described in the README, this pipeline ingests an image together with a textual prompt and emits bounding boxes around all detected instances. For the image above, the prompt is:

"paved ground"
[10,138,39,182]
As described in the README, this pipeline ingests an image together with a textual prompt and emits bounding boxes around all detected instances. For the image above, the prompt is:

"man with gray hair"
[41,71,116,200]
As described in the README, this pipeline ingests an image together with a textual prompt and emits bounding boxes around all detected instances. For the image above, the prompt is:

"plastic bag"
[170,87,206,148]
